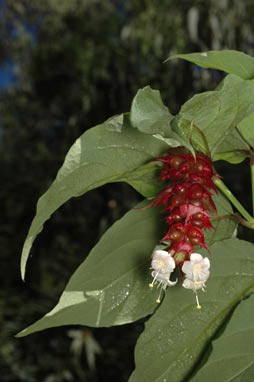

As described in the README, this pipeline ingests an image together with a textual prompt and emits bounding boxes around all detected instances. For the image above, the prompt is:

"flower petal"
[182,278,193,289]
[202,257,210,270]
[152,249,169,258]
[167,279,178,286]
[182,261,193,275]
[190,253,203,264]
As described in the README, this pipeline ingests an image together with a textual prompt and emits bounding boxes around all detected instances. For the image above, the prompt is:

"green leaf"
[205,191,237,246]
[212,126,250,163]
[213,151,249,164]
[130,86,174,136]
[20,114,169,280]
[178,74,254,161]
[167,50,254,80]
[237,111,254,148]
[129,238,254,382]
[169,116,196,157]
[130,86,196,156]
[189,294,254,382]
[17,201,164,337]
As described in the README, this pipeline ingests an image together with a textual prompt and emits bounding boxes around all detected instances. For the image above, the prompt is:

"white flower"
[151,250,176,274]
[182,253,210,283]
[182,253,210,309]
[149,250,177,303]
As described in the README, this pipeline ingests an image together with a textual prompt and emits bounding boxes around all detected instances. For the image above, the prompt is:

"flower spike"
[149,146,217,305]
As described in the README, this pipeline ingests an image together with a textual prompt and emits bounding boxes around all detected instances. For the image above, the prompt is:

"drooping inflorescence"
[149,147,219,308]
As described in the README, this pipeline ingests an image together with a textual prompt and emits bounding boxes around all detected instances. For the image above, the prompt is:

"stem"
[250,151,254,217]
[222,213,254,229]
[213,177,254,225]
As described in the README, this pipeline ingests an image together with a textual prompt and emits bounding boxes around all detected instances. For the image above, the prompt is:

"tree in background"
[1,0,254,381]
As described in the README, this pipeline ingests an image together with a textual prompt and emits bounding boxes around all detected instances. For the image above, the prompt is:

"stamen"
[156,285,164,304]
[195,293,201,310]
[149,271,159,288]
[157,280,162,289]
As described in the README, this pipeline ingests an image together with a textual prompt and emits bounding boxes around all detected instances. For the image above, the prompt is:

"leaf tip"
[20,259,26,282]
[15,327,27,339]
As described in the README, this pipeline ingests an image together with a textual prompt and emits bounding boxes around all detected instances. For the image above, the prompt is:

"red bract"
[153,147,218,192]
[169,241,194,269]
[162,223,185,242]
[185,224,210,253]
[166,204,214,230]
[170,240,194,255]
[151,182,217,214]
[190,210,214,230]
[150,184,174,208]
[163,223,209,250]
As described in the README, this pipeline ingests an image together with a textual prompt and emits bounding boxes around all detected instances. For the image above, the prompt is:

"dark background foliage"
[1,0,253,381]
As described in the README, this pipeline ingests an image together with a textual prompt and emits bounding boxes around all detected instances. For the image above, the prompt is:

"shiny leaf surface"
[17,202,164,337]
[129,239,254,382]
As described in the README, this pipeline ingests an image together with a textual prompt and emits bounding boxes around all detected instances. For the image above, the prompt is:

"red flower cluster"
[151,147,219,268]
